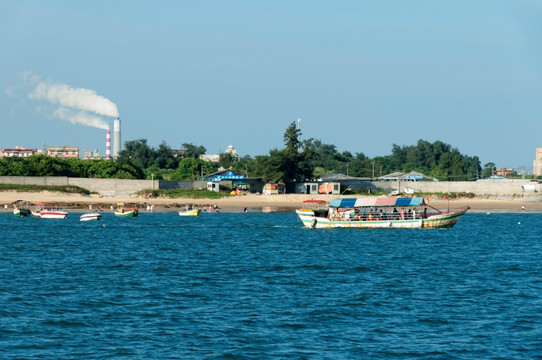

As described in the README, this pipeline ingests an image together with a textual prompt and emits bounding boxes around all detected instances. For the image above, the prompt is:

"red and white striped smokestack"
[106,130,111,159]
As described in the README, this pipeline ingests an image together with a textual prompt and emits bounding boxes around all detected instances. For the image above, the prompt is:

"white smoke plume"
[29,80,119,118]
[51,107,110,130]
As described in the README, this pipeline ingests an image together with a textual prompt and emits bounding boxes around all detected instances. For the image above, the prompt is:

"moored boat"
[179,207,200,216]
[297,197,469,229]
[11,200,31,217]
[114,203,138,217]
[80,211,102,221]
[13,207,31,217]
[40,208,68,219]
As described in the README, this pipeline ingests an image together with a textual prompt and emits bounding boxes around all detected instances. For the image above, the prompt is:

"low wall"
[0,176,69,186]
[0,176,153,196]
[2,176,541,198]
[373,179,542,196]
[69,178,152,196]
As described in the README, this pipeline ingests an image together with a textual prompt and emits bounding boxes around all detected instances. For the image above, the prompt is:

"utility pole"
[372,162,375,180]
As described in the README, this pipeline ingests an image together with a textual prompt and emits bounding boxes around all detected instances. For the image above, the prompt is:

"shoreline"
[1,191,540,213]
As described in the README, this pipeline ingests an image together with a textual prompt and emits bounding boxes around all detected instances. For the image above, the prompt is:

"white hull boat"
[80,212,102,221]
[40,209,68,219]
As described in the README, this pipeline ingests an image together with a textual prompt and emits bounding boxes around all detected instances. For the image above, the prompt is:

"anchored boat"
[40,208,68,219]
[80,211,103,221]
[296,197,469,229]
[179,206,200,216]
[12,200,31,217]
[114,203,138,217]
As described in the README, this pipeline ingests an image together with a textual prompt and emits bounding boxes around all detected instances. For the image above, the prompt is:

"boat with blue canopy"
[296,197,469,229]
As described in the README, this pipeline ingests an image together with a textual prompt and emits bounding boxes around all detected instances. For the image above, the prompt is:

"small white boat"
[179,208,200,216]
[80,212,102,221]
[40,208,68,219]
[179,204,200,216]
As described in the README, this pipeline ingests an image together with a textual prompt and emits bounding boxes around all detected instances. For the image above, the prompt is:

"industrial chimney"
[113,117,121,158]
[106,130,111,159]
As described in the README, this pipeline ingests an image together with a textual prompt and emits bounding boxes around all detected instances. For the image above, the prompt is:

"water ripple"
[1,212,542,358]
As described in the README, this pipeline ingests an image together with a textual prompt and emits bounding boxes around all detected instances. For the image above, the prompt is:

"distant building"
[495,168,514,177]
[200,154,220,163]
[170,149,186,158]
[47,145,79,159]
[0,146,41,159]
[199,145,237,163]
[82,148,101,160]
[201,169,246,181]
[378,171,436,182]
[534,148,542,176]
[225,144,237,158]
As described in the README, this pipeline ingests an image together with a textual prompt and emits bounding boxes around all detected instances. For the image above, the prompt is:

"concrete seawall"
[1,176,542,201]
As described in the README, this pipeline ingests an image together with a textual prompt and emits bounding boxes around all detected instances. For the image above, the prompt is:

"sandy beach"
[0,191,540,213]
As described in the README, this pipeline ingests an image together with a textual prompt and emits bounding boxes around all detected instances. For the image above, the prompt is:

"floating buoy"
[518,222,521,225]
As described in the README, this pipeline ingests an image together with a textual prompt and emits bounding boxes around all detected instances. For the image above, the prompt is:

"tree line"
[0,122,495,188]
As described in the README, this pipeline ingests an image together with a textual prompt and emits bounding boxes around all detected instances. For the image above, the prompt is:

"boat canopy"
[330,197,425,208]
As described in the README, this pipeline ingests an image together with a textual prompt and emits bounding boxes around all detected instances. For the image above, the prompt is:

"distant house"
[295,173,373,194]
[378,171,436,182]
[0,146,41,159]
[199,154,220,163]
[201,170,246,181]
[47,145,79,159]
[82,148,101,160]
[495,168,514,177]
[170,149,186,158]
[201,169,264,193]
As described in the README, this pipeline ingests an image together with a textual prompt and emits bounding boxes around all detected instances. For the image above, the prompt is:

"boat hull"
[297,207,469,229]
[80,213,102,221]
[40,210,68,219]
[179,209,200,216]
[114,210,138,217]
[13,208,31,217]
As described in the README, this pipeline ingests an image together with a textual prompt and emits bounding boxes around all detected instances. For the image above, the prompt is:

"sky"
[2,1,542,171]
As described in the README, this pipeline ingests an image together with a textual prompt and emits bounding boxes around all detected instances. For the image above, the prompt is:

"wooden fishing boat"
[296,197,469,229]
[179,205,200,216]
[114,203,138,217]
[179,209,200,216]
[13,207,31,217]
[12,200,31,217]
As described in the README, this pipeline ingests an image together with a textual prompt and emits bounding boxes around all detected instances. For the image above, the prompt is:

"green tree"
[181,143,206,159]
[274,121,317,191]
[153,142,176,169]
[117,139,155,171]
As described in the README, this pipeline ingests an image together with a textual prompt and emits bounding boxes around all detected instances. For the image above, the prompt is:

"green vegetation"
[0,154,141,179]
[0,124,486,183]
[0,184,91,195]
[138,189,229,199]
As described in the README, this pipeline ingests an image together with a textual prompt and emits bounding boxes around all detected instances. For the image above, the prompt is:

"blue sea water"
[1,211,542,359]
